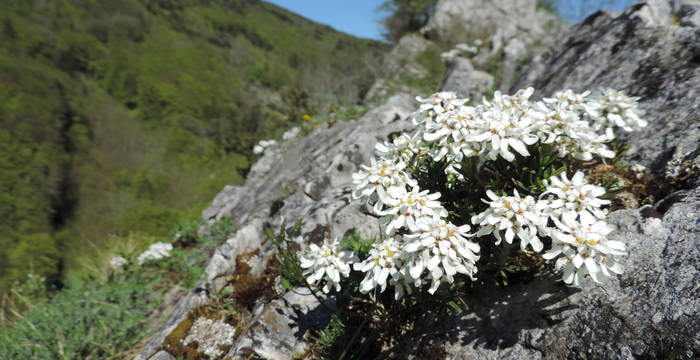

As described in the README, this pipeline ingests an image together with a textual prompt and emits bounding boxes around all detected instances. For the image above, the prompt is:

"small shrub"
[0,271,160,359]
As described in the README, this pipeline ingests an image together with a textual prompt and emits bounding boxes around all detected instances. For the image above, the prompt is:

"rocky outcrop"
[513,0,700,187]
[439,57,494,101]
[368,0,565,103]
[422,0,562,45]
[136,95,417,359]
[137,1,699,359]
[428,0,566,92]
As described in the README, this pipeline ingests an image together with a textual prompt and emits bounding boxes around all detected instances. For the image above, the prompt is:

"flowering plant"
[299,87,644,299]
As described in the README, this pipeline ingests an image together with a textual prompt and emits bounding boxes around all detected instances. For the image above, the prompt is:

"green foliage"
[0,215,233,359]
[268,219,306,291]
[313,315,346,359]
[396,44,447,94]
[379,0,438,42]
[537,0,558,15]
[0,271,161,359]
[3,233,61,292]
[339,232,374,261]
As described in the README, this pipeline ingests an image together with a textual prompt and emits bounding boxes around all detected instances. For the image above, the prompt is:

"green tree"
[379,0,437,42]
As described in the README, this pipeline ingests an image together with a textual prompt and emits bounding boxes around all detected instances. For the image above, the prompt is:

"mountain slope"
[0,0,388,291]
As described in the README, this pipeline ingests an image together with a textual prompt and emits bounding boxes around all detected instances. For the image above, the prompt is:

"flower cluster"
[109,256,128,270]
[137,242,173,265]
[299,87,644,299]
[440,40,481,63]
[591,89,646,133]
[413,87,636,172]
[472,189,544,252]
[299,237,357,293]
[253,139,277,155]
[473,171,624,285]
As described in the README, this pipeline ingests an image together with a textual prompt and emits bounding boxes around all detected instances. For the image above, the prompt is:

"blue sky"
[266,0,387,41]
[265,0,638,41]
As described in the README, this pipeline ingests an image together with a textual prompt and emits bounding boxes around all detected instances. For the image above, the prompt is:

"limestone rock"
[422,0,563,50]
[439,57,494,100]
[679,2,700,27]
[226,287,335,359]
[149,350,175,360]
[136,94,417,360]
[513,0,700,184]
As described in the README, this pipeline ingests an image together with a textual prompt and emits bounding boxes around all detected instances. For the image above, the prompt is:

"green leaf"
[447,300,463,315]
[281,278,291,290]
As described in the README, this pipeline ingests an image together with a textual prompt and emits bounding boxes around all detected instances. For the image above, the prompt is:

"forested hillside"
[0,0,388,292]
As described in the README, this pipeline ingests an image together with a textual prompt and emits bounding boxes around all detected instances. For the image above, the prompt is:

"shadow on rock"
[282,288,337,340]
[400,273,580,355]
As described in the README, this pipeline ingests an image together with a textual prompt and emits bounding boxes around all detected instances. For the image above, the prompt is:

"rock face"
[439,57,494,101]
[137,1,700,359]
[136,94,417,360]
[398,190,699,359]
[423,0,561,43]
[368,0,565,103]
[513,0,700,186]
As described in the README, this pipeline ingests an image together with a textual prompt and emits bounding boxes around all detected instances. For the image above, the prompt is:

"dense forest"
[0,0,388,292]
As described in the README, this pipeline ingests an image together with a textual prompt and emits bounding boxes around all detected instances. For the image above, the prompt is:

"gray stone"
[422,0,564,51]
[135,288,210,360]
[135,219,269,360]
[148,350,175,360]
[631,0,675,26]
[439,57,494,101]
[226,287,335,359]
[513,0,700,183]
[679,3,700,27]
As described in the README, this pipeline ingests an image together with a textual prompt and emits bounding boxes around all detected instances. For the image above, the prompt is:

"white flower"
[381,186,447,234]
[300,237,356,293]
[423,105,485,163]
[182,317,236,358]
[137,242,173,265]
[253,139,277,155]
[469,106,539,162]
[543,89,599,119]
[282,127,301,140]
[541,171,610,221]
[354,237,404,294]
[403,216,479,294]
[375,131,425,164]
[543,211,626,285]
[352,157,417,215]
[109,256,128,270]
[413,92,467,125]
[472,189,546,252]
[590,89,646,133]
[534,98,615,160]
